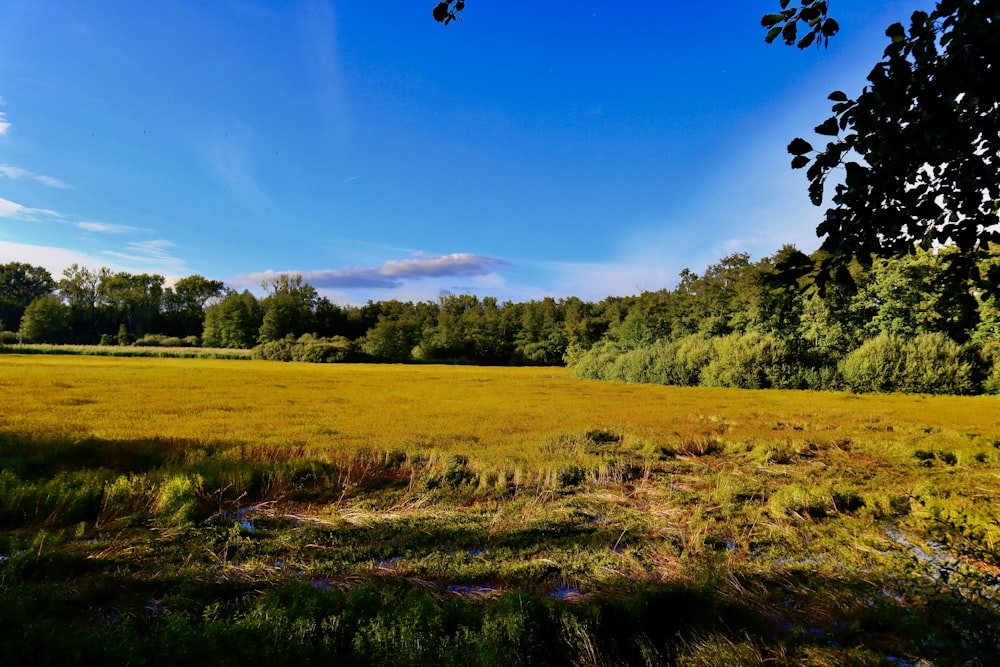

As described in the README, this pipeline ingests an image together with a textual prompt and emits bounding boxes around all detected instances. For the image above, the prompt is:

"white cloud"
[0,196,61,221]
[0,240,116,276]
[0,164,70,189]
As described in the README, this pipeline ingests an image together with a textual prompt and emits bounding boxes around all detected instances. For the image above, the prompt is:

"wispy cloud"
[103,239,186,272]
[0,196,61,221]
[239,253,511,290]
[75,221,142,234]
[0,164,70,189]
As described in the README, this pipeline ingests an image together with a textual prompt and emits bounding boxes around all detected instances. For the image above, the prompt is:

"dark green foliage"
[18,294,70,343]
[203,290,264,348]
[253,334,359,363]
[787,0,1000,293]
[840,332,981,394]
[0,262,55,331]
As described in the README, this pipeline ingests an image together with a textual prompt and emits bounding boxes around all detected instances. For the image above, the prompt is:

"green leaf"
[821,18,839,37]
[780,0,791,8]
[791,155,811,169]
[814,118,839,136]
[782,21,798,45]
[765,25,783,44]
[761,13,785,28]
[828,91,848,102]
[788,138,814,155]
[885,22,906,41]
[800,6,820,23]
[797,32,816,49]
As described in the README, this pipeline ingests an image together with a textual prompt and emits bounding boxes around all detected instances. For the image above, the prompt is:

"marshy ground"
[2,356,999,665]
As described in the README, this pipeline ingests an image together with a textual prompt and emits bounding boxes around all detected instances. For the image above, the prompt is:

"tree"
[19,295,70,343]
[97,271,165,338]
[58,264,102,343]
[258,274,319,343]
[162,275,225,338]
[202,291,263,348]
[784,0,999,291]
[0,262,55,332]
[852,247,979,342]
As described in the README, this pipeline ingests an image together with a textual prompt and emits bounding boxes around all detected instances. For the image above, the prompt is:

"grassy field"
[2,354,999,665]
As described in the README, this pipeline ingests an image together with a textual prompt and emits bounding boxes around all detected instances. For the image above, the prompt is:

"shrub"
[899,333,979,395]
[134,334,169,347]
[568,340,622,381]
[840,334,907,393]
[842,333,979,394]
[670,334,715,386]
[701,332,794,389]
[253,337,297,362]
[293,335,356,363]
[980,342,1000,395]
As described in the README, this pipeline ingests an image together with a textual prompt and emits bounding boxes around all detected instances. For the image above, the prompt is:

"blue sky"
[0,1,926,304]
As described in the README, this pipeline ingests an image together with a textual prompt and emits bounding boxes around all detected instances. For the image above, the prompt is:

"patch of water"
[884,528,1000,608]
[447,584,500,597]
[548,584,583,601]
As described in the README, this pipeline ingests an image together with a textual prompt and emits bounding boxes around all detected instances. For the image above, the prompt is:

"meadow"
[2,354,999,665]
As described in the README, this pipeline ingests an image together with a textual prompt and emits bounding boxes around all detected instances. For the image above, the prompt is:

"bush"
[253,337,297,362]
[134,334,169,347]
[978,341,1000,395]
[842,333,979,394]
[900,333,979,394]
[840,334,907,393]
[568,340,623,381]
[670,334,715,386]
[701,332,796,389]
[252,335,358,363]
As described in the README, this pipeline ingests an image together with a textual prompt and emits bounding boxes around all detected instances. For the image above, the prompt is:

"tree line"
[2,245,1000,393]
[0,261,604,365]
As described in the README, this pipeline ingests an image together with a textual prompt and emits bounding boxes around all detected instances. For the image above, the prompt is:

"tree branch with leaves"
[784,0,999,291]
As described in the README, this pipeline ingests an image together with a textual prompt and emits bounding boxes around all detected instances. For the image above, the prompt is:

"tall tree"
[258,274,319,343]
[202,290,263,348]
[162,275,226,338]
[96,271,165,339]
[18,295,70,344]
[0,262,55,331]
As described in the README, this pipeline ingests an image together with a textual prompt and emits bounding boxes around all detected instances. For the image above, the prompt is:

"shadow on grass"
[2,429,999,665]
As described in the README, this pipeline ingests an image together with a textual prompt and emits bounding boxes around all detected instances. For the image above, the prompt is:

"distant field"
[2,354,999,665]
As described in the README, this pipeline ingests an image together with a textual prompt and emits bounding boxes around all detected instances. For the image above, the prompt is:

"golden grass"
[2,354,997,467]
[4,354,1000,662]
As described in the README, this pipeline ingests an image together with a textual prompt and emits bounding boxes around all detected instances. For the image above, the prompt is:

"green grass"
[2,354,999,664]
